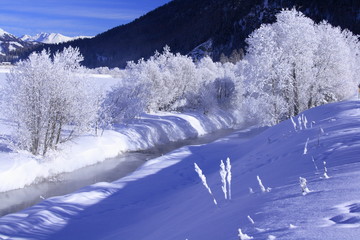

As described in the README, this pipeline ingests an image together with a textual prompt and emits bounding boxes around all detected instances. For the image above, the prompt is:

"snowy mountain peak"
[21,32,72,44]
[21,32,93,44]
[0,28,10,37]
[19,34,33,42]
[0,28,31,58]
[0,28,17,40]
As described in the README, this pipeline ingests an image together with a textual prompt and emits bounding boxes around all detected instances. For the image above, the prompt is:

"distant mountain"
[0,29,93,63]
[0,28,36,62]
[20,33,92,44]
[23,0,360,68]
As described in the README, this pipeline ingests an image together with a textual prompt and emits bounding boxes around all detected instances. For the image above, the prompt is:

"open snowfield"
[0,68,237,192]
[0,98,358,239]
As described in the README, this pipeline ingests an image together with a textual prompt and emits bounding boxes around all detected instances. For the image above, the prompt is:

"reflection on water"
[0,128,235,217]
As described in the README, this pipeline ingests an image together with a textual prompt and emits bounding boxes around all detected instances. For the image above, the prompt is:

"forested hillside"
[23,0,360,68]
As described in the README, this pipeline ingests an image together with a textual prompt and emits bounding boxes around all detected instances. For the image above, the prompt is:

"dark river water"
[0,128,236,217]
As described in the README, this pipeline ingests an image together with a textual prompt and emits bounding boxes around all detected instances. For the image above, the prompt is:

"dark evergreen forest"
[20,0,360,68]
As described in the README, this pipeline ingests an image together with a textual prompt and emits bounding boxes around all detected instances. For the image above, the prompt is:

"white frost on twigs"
[257,175,271,192]
[238,228,253,240]
[290,116,297,131]
[226,157,232,200]
[247,215,255,224]
[323,161,330,179]
[311,156,318,172]
[220,160,227,199]
[194,163,217,205]
[298,116,303,130]
[303,138,309,155]
[299,177,311,195]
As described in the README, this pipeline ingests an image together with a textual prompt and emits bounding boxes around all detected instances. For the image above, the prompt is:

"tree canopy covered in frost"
[3,47,100,155]
[105,46,243,123]
[244,9,359,126]
[126,46,199,112]
[192,58,244,113]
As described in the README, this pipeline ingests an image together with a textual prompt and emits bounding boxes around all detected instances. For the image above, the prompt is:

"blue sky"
[0,0,171,37]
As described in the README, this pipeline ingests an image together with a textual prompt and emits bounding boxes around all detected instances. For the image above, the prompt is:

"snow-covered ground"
[0,68,237,192]
[0,99,359,239]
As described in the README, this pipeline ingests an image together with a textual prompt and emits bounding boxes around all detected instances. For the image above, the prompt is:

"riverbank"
[0,109,238,192]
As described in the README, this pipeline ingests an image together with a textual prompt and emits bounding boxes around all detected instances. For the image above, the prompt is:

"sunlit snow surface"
[0,98,359,239]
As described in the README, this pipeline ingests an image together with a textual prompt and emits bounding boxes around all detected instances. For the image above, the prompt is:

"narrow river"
[0,128,236,217]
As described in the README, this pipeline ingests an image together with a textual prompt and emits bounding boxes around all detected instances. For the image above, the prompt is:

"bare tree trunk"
[55,121,62,145]
[292,66,300,116]
[42,119,52,155]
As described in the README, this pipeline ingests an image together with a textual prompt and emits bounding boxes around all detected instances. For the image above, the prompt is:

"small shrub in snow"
[238,228,253,240]
[298,117,303,130]
[311,156,319,173]
[267,235,277,240]
[299,177,311,195]
[226,158,232,200]
[323,161,330,179]
[289,224,298,229]
[219,157,232,200]
[257,175,271,192]
[249,187,254,194]
[303,138,309,155]
[290,117,297,131]
[219,160,228,199]
[301,114,308,129]
[194,163,217,206]
[247,215,255,224]
[317,127,325,146]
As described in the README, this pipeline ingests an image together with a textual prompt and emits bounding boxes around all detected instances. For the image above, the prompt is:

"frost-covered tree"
[244,22,289,125]
[124,46,198,112]
[3,47,99,155]
[190,57,244,112]
[245,9,318,125]
[245,9,359,126]
[107,48,244,117]
[101,77,148,124]
[310,23,359,107]
[299,177,311,195]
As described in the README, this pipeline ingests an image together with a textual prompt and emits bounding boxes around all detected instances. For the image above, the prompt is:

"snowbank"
[0,110,236,192]
[0,100,359,239]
